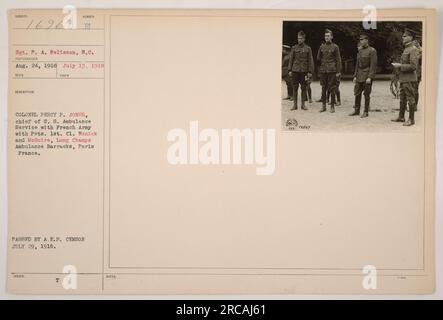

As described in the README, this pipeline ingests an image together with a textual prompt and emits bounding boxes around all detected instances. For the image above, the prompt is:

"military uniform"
[282,51,293,99]
[395,41,419,125]
[288,43,314,109]
[317,42,342,112]
[327,74,341,105]
[351,45,377,116]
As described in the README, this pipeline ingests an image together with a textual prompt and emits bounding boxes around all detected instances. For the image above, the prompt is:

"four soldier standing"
[288,31,314,110]
[283,28,420,127]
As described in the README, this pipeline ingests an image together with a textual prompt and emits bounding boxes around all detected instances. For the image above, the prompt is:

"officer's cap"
[359,33,369,40]
[298,30,306,38]
[403,28,416,38]
[324,28,333,35]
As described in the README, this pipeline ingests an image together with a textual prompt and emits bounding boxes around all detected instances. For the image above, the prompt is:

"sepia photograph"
[282,21,423,131]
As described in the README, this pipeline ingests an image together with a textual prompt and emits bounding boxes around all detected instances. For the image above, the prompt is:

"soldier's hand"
[307,73,312,78]
[353,77,357,83]
[289,71,292,76]
[336,73,341,78]
[366,78,372,84]
[391,63,401,68]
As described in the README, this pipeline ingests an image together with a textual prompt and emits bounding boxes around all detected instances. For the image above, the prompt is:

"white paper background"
[0,0,442,300]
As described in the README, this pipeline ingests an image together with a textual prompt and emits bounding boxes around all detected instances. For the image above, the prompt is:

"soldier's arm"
[400,48,419,72]
[368,48,378,79]
[282,55,289,73]
[316,46,321,61]
[335,45,342,73]
[353,53,359,78]
[308,47,314,74]
[288,48,294,72]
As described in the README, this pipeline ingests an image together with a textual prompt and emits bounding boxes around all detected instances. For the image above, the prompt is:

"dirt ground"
[281,79,423,132]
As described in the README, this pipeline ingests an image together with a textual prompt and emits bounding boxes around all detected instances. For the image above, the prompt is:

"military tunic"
[353,45,377,83]
[288,43,314,73]
[317,42,342,73]
[399,41,419,82]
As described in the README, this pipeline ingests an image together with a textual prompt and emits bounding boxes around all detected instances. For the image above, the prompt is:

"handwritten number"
[47,19,54,29]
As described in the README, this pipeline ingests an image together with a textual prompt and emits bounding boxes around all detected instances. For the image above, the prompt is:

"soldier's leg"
[295,73,302,106]
[361,80,373,118]
[288,77,293,99]
[283,76,290,100]
[392,82,406,122]
[284,75,293,99]
[319,73,327,112]
[300,73,308,110]
[291,73,299,110]
[350,82,363,116]
[403,82,416,126]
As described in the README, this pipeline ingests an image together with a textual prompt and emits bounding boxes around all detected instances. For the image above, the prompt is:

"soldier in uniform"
[391,29,420,126]
[349,33,378,118]
[317,29,342,113]
[282,45,293,100]
[288,30,314,110]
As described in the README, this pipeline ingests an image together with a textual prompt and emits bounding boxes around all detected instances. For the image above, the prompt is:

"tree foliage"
[282,21,422,73]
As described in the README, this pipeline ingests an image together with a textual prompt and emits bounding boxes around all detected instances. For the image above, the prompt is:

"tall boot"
[320,85,327,111]
[349,106,360,116]
[403,105,415,126]
[287,82,293,101]
[392,100,406,122]
[290,91,298,110]
[350,94,361,116]
[361,96,370,118]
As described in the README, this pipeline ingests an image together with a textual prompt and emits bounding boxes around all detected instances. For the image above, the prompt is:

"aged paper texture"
[7,8,436,294]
